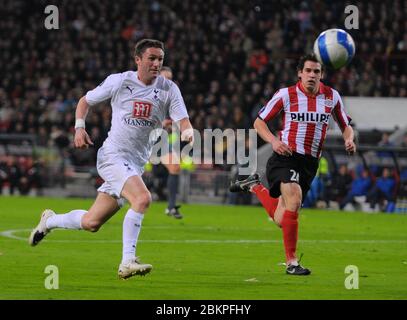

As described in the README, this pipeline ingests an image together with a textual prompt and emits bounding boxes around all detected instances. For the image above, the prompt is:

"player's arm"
[254,117,292,156]
[332,90,356,154]
[342,125,356,154]
[74,96,94,149]
[178,117,194,144]
[74,73,121,149]
[255,89,292,156]
[168,82,192,143]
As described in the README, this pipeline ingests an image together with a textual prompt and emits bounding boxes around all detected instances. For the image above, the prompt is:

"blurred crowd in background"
[1,0,407,210]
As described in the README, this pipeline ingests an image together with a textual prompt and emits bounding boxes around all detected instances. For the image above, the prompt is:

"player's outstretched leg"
[229,173,260,193]
[29,193,121,247]
[28,209,56,246]
[230,173,279,220]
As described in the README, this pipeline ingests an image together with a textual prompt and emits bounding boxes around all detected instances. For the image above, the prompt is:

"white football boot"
[118,257,153,279]
[28,209,56,246]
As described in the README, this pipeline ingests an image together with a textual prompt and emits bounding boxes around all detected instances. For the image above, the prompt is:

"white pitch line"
[0,229,406,244]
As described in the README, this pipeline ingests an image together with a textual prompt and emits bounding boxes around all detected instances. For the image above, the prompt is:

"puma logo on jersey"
[126,86,134,94]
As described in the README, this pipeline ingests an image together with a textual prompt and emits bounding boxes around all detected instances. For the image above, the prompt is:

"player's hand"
[162,119,172,128]
[272,140,292,156]
[181,128,194,145]
[74,128,94,149]
[345,139,356,155]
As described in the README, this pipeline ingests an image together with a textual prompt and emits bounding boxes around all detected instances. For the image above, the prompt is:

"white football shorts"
[96,146,144,199]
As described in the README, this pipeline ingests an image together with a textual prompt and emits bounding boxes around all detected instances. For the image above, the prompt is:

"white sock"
[288,260,299,267]
[122,209,144,264]
[46,210,87,230]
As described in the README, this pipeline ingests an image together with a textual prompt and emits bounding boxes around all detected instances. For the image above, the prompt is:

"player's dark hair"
[297,53,324,72]
[134,39,164,57]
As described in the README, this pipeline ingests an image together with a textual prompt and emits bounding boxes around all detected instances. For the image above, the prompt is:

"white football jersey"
[85,71,189,166]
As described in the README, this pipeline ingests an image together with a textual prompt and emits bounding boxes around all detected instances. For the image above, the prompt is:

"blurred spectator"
[325,164,353,206]
[249,48,269,72]
[27,160,45,195]
[339,169,372,210]
[6,156,21,195]
[0,158,8,194]
[377,132,394,158]
[401,134,407,148]
[399,133,407,157]
[303,156,329,208]
[231,107,251,130]
[366,167,396,212]
[0,155,45,196]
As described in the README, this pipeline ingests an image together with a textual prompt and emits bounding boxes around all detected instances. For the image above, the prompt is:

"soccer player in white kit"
[28,39,194,279]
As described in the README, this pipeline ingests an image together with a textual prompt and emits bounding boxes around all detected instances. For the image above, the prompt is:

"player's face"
[135,47,164,84]
[298,61,323,94]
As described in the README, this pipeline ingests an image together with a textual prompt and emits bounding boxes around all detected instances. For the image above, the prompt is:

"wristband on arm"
[75,118,86,129]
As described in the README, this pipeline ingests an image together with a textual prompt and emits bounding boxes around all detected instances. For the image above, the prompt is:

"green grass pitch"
[0,196,406,300]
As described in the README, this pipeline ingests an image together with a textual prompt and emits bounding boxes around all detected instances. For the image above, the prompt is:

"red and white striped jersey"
[258,81,350,158]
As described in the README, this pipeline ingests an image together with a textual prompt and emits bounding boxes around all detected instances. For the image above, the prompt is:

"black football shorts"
[266,152,319,199]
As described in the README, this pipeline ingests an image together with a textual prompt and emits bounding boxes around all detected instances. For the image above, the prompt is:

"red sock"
[252,184,279,219]
[281,210,298,264]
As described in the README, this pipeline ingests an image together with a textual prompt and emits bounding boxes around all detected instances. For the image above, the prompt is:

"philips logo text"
[290,112,331,124]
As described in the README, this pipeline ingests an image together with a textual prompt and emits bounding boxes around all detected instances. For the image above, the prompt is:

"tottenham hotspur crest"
[153,89,160,100]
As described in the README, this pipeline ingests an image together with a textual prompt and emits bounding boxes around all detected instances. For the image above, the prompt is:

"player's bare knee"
[128,191,152,212]
[81,219,102,232]
[286,196,302,212]
[140,192,152,209]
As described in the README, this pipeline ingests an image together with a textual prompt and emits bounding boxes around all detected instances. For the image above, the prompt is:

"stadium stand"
[1,0,406,211]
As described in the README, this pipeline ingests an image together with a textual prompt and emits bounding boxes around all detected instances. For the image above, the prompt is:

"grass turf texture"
[0,196,406,300]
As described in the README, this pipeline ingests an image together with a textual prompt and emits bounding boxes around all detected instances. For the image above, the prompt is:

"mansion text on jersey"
[123,117,154,127]
[290,112,331,124]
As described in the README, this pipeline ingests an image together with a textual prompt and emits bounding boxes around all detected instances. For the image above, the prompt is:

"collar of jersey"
[296,81,324,98]
[135,71,158,87]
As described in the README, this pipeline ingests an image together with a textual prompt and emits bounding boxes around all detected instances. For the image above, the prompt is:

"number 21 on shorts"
[290,169,299,182]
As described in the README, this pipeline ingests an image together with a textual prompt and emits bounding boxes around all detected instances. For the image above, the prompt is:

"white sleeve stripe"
[258,89,285,120]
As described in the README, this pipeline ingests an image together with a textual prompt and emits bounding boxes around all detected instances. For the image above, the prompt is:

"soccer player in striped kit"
[29,39,194,279]
[230,54,356,275]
